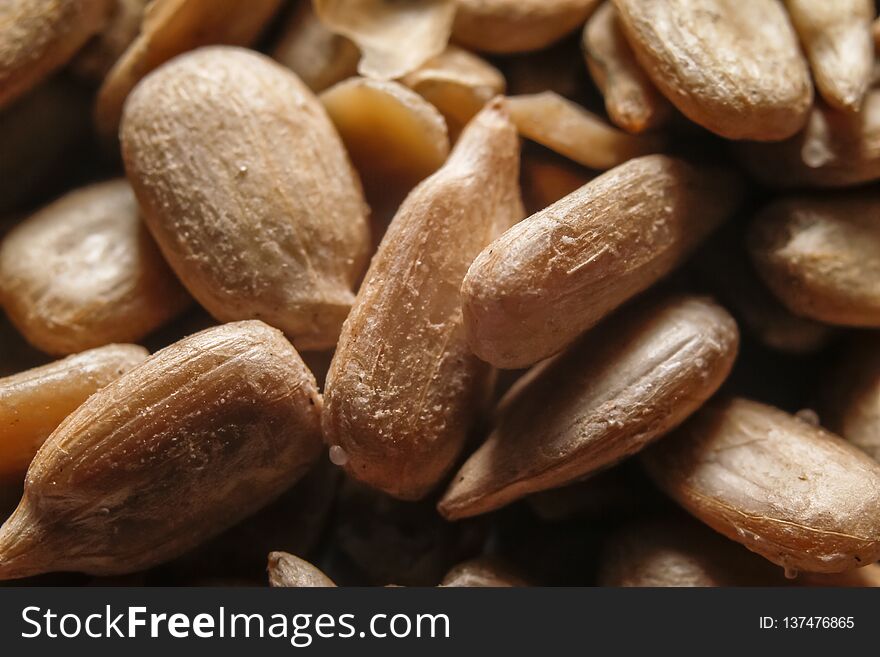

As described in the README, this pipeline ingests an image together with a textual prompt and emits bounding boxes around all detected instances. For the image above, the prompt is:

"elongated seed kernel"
[323,100,524,501]
[736,89,880,188]
[440,558,527,587]
[72,0,148,82]
[599,515,786,587]
[613,0,813,141]
[642,398,880,574]
[0,179,191,355]
[95,0,282,138]
[582,2,671,134]
[0,321,323,579]
[819,337,880,463]
[505,92,664,170]
[747,192,880,327]
[439,295,738,520]
[0,344,148,484]
[784,0,874,112]
[0,0,112,109]
[268,552,336,587]
[453,0,601,54]
[401,46,506,140]
[314,0,456,80]
[121,46,370,351]
[461,154,743,369]
[272,0,359,93]
[320,77,450,217]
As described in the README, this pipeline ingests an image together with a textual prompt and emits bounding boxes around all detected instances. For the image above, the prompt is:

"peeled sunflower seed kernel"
[268,552,336,588]
[642,397,880,574]
[784,0,874,112]
[439,295,738,520]
[461,154,743,369]
[401,45,506,140]
[599,515,786,587]
[735,88,880,189]
[322,100,524,501]
[320,77,450,221]
[440,557,527,587]
[582,2,672,134]
[272,0,360,93]
[0,0,112,109]
[121,46,370,352]
[314,0,456,80]
[747,192,880,328]
[0,179,192,356]
[0,344,148,484]
[819,337,880,463]
[95,0,283,138]
[505,92,664,171]
[613,0,813,141]
[453,0,601,54]
[0,321,323,579]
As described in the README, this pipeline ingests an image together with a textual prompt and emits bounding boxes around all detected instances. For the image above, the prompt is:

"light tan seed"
[439,295,738,520]
[453,0,600,54]
[121,47,370,351]
[613,0,813,141]
[819,337,880,463]
[95,0,283,138]
[401,45,506,140]
[784,0,874,112]
[72,0,148,82]
[268,552,336,587]
[272,0,360,93]
[642,398,880,574]
[0,179,191,355]
[505,92,664,170]
[582,2,672,134]
[599,515,786,587]
[0,321,323,579]
[440,557,527,587]
[322,100,524,501]
[0,344,147,484]
[314,0,456,80]
[0,77,92,215]
[321,77,450,219]
[748,193,880,327]
[461,154,742,369]
[736,89,880,188]
[0,0,112,109]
